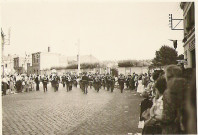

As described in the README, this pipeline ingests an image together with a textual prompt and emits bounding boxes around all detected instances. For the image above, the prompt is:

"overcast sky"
[1,1,184,61]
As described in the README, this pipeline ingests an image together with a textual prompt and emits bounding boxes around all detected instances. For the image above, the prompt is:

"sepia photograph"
[1,0,197,134]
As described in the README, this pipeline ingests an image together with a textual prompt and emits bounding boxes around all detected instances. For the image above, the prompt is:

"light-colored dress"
[137,80,145,94]
[9,78,15,91]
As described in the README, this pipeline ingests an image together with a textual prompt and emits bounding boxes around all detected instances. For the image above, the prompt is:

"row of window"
[14,60,19,67]
[184,3,195,33]
[32,54,40,63]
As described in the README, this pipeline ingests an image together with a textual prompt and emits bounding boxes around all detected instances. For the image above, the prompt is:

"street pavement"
[2,84,143,135]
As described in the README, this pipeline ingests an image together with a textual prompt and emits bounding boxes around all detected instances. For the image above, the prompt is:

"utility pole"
[77,39,80,76]
[23,52,28,74]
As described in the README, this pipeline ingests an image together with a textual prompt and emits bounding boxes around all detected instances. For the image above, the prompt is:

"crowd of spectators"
[139,64,197,134]
[1,74,40,95]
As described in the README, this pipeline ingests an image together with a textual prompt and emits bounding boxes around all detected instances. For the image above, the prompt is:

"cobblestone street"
[2,84,142,135]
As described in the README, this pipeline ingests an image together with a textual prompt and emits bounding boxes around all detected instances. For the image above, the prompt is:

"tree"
[153,45,178,66]
[177,54,184,60]
[51,63,103,70]
[118,60,134,67]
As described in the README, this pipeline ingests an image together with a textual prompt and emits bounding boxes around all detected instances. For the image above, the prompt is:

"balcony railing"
[183,26,195,43]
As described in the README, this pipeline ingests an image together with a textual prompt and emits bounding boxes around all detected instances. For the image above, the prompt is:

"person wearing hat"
[81,72,89,94]
[118,74,125,93]
[61,73,66,88]
[42,74,48,92]
[110,75,115,92]
[130,73,136,90]
[52,74,60,92]
[105,73,112,91]
[66,74,73,91]
[93,74,101,92]
[35,75,40,91]
[88,73,93,89]
[126,74,131,89]
[72,74,78,87]
[101,74,106,90]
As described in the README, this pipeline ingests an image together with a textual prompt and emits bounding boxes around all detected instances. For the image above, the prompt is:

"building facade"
[30,52,67,75]
[117,66,149,75]
[67,55,100,65]
[180,2,195,69]
[14,54,32,74]
[2,54,17,75]
[14,57,24,74]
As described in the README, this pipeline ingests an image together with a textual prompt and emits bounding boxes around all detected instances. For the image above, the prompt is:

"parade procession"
[2,70,143,95]
[1,1,197,135]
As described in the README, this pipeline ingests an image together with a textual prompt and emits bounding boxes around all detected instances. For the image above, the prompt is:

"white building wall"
[118,67,149,75]
[58,55,68,67]
[3,58,15,75]
[40,53,60,70]
[118,67,125,75]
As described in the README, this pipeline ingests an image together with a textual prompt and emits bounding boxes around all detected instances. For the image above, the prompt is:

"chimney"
[48,47,50,52]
